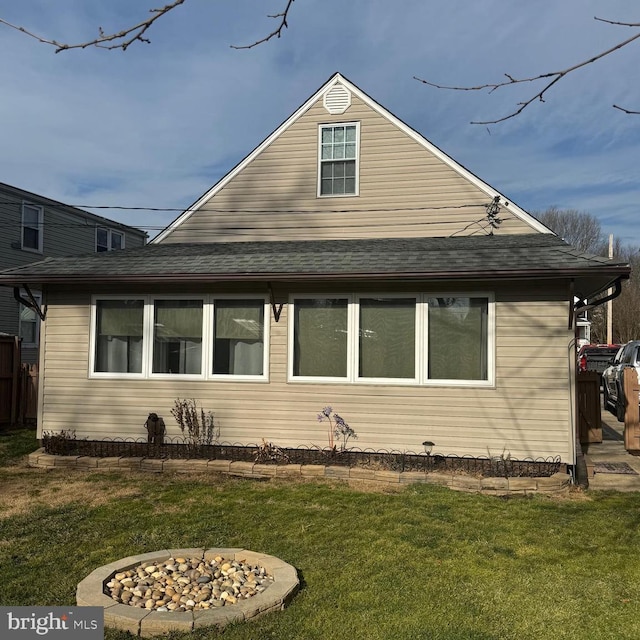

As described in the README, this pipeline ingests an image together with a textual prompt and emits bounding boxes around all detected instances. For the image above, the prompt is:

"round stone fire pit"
[76,548,299,637]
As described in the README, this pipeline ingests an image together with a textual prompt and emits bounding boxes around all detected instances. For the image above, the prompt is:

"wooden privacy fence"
[0,336,38,427]
[623,367,640,453]
[577,371,602,445]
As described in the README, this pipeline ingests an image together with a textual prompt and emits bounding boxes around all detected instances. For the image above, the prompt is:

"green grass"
[1,432,639,639]
[0,427,38,465]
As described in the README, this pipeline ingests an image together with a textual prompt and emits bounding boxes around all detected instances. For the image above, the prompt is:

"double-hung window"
[96,227,125,252]
[289,294,493,385]
[19,291,42,348]
[21,203,43,252]
[90,296,268,379]
[318,123,359,196]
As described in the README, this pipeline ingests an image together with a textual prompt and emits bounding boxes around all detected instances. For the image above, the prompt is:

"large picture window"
[91,296,268,379]
[152,299,203,375]
[358,298,416,380]
[428,297,488,381]
[293,298,349,378]
[289,294,493,386]
[213,299,265,376]
[95,299,144,373]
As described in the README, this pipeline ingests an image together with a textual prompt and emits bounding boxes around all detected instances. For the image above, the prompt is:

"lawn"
[1,428,640,640]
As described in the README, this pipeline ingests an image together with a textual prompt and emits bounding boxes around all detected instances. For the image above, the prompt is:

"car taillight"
[579,355,587,372]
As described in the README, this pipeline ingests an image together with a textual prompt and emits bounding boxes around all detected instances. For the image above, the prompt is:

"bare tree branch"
[415,16,640,124]
[0,1,187,52]
[230,0,295,49]
[0,0,295,53]
[613,104,640,114]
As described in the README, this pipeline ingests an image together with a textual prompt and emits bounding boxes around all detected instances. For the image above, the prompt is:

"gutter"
[0,265,631,288]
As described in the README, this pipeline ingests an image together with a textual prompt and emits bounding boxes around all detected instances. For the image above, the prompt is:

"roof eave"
[0,265,630,287]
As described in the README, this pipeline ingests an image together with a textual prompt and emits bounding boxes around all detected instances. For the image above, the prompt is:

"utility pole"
[607,234,613,344]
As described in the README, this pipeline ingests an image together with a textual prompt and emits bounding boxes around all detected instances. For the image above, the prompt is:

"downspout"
[571,275,626,488]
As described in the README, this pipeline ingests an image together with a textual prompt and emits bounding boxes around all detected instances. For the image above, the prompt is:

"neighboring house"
[0,182,147,362]
[0,74,630,468]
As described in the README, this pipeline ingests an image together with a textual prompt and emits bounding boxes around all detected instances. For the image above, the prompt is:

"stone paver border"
[76,548,299,637]
[29,449,570,496]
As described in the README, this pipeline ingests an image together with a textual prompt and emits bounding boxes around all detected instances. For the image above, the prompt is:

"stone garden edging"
[76,548,299,637]
[28,449,570,496]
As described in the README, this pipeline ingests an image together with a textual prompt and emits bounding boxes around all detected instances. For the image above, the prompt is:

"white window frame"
[18,290,42,348]
[354,293,420,385]
[317,122,360,198]
[287,294,354,383]
[288,293,495,387]
[149,295,206,379]
[89,295,149,379]
[89,295,269,382]
[96,227,125,252]
[210,295,270,382]
[21,202,44,253]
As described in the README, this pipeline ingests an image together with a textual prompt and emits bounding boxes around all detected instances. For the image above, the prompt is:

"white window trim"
[89,295,269,382]
[89,295,149,379]
[96,227,125,252]
[288,293,495,387]
[354,293,421,386]
[18,289,42,348]
[287,294,354,383]
[21,202,44,253]
[209,295,270,382]
[317,122,360,198]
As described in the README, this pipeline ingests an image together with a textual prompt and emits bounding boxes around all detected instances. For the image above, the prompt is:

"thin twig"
[415,15,640,124]
[231,0,295,49]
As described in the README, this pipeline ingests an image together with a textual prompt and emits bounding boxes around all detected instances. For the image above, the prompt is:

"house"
[0,74,629,468]
[0,182,147,362]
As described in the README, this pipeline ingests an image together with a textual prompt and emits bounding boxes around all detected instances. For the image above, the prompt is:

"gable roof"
[152,73,551,243]
[0,234,628,300]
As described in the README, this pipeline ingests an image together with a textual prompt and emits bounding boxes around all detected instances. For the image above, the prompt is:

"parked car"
[577,344,621,377]
[602,341,640,422]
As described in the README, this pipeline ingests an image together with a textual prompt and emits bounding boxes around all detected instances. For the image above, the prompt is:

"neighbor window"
[152,299,203,375]
[290,294,493,385]
[213,299,265,376]
[21,203,43,252]
[293,298,349,378]
[94,299,144,373]
[96,227,125,252]
[19,291,41,347]
[318,123,359,196]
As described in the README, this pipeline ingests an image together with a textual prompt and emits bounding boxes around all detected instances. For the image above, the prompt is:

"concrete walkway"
[582,400,640,491]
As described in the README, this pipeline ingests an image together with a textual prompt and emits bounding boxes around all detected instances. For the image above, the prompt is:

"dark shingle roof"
[0,234,629,296]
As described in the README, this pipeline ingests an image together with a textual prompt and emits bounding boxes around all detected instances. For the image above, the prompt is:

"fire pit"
[76,548,298,637]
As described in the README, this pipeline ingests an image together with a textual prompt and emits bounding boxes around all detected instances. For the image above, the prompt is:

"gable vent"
[323,83,352,114]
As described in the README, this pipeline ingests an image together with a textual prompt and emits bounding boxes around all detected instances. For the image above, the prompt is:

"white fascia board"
[153,73,551,243]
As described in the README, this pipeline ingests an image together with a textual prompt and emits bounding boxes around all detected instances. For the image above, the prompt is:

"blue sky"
[1,0,638,245]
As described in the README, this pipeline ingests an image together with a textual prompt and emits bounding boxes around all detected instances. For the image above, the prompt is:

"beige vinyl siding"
[38,282,573,462]
[164,96,535,244]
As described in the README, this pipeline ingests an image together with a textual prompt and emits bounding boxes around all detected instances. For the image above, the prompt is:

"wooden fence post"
[624,367,640,452]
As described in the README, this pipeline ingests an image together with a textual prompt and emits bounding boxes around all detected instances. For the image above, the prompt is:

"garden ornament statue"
[145,412,166,445]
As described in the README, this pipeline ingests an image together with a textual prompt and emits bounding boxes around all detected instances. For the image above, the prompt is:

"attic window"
[318,123,359,197]
[323,84,351,115]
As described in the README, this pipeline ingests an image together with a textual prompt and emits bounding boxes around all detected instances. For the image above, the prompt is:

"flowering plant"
[317,406,357,451]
